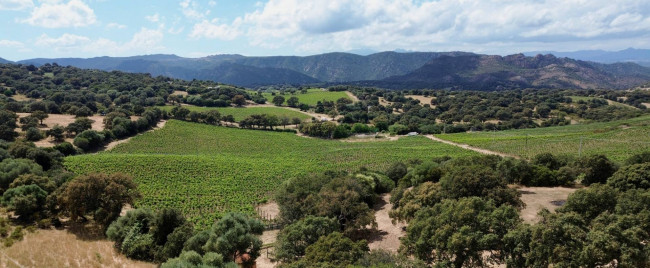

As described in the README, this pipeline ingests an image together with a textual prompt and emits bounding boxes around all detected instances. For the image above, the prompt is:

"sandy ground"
[518,186,578,224]
[425,135,521,159]
[10,94,39,102]
[17,113,106,148]
[256,202,280,268]
[1,228,154,268]
[405,95,435,105]
[172,90,188,96]
[345,91,359,102]
[17,113,105,131]
[643,103,650,108]
[368,194,405,252]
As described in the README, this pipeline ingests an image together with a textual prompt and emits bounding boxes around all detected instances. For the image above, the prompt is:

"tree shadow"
[63,219,107,241]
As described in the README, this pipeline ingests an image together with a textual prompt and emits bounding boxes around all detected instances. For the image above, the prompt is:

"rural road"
[425,135,521,159]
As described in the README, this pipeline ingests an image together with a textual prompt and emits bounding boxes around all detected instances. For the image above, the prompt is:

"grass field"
[157,105,311,122]
[65,120,476,227]
[259,88,352,105]
[436,115,650,163]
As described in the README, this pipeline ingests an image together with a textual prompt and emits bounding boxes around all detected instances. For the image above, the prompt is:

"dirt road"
[425,135,521,159]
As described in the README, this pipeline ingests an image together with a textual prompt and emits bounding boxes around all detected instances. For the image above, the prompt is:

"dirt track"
[425,135,521,159]
[368,194,405,252]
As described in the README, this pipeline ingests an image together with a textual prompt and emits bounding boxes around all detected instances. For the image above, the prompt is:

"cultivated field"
[65,120,477,227]
[157,105,311,122]
[436,115,650,163]
[260,88,352,105]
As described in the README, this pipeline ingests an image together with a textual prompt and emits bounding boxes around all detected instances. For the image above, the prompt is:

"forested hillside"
[17,51,650,89]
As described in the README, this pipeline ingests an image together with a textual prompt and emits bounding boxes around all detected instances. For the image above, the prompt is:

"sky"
[1,0,650,61]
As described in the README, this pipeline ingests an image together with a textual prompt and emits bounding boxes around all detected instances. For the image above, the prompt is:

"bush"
[574,155,617,186]
[53,142,76,156]
[388,124,409,135]
[2,184,48,219]
[25,127,44,141]
[607,163,650,191]
[625,152,650,165]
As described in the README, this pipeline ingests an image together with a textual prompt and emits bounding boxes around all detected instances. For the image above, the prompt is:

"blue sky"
[1,0,650,61]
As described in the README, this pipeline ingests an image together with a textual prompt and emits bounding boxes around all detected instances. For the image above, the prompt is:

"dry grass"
[10,94,39,102]
[172,90,188,96]
[518,186,578,224]
[405,95,435,105]
[1,227,154,268]
[16,113,105,131]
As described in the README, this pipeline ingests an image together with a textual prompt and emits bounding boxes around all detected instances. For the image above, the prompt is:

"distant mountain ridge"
[366,54,650,90]
[0,57,12,64]
[524,48,650,67]
[11,51,650,90]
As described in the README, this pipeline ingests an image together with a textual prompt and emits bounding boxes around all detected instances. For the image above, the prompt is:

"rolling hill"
[12,51,650,89]
[370,54,650,90]
[0,57,12,64]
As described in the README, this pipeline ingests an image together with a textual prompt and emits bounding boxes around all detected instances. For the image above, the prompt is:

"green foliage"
[385,162,407,182]
[0,158,43,192]
[388,124,409,135]
[65,120,476,227]
[2,184,48,219]
[437,115,650,163]
[625,151,650,165]
[439,165,523,208]
[59,173,140,227]
[46,125,65,142]
[202,213,264,264]
[574,154,618,185]
[106,208,193,262]
[275,216,340,262]
[293,232,368,267]
[607,163,650,191]
[261,89,351,106]
[558,184,618,220]
[158,105,309,122]
[401,197,520,266]
[9,174,56,193]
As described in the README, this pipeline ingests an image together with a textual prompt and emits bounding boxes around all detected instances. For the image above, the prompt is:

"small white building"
[407,132,418,136]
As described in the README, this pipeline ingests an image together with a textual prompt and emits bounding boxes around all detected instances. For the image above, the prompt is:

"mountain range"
[7,51,650,90]
[524,48,650,67]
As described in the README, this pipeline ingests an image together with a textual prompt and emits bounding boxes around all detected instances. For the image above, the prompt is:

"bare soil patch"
[405,95,435,105]
[345,91,359,102]
[368,194,405,252]
[643,103,650,108]
[518,186,578,224]
[172,90,189,96]
[256,202,279,221]
[17,113,105,131]
[257,230,279,268]
[10,94,39,101]
[1,228,154,268]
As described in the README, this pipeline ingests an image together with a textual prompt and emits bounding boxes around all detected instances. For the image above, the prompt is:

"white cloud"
[106,22,126,29]
[35,33,90,47]
[180,0,210,20]
[0,40,24,48]
[188,0,650,54]
[189,19,240,40]
[0,0,33,10]
[23,0,96,28]
[208,0,216,7]
[145,13,160,23]
[34,28,165,56]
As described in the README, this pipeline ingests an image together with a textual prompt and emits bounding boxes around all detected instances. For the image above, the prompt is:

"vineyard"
[65,120,476,227]
[259,88,352,105]
[436,115,650,163]
[157,105,311,122]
